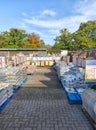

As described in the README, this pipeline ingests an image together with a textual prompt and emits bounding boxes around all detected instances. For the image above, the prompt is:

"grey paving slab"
[0,67,93,130]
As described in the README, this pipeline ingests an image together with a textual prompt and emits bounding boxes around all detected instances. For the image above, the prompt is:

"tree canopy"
[0,28,27,48]
[53,20,96,51]
[0,20,96,51]
[0,28,45,48]
[53,28,73,51]
[25,33,45,48]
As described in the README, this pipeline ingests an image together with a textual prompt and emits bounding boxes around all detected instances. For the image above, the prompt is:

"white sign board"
[85,60,96,82]
[61,50,68,56]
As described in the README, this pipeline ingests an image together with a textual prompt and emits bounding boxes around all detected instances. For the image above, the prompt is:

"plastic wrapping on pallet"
[65,87,76,93]
[0,56,7,68]
[55,61,84,87]
[0,66,27,90]
[45,61,49,66]
[26,65,36,74]
[55,61,88,104]
[0,83,13,107]
[40,61,45,66]
[31,56,60,66]
[49,61,54,66]
[12,54,26,66]
[75,87,87,96]
[81,89,96,123]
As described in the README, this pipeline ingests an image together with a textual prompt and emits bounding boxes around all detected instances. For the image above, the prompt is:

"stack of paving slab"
[81,89,96,128]
[0,56,7,68]
[0,82,13,111]
[54,61,88,104]
[32,56,54,66]
[26,65,36,75]
[31,56,61,67]
[0,66,27,92]
[12,53,26,66]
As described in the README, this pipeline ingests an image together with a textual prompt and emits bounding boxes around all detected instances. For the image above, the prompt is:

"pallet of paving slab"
[0,99,9,111]
[21,78,28,85]
[82,107,96,130]
[13,85,21,93]
[74,87,87,97]
[84,81,96,85]
[8,95,13,101]
[0,95,13,112]
[13,78,28,93]
[66,92,82,104]
[64,88,82,105]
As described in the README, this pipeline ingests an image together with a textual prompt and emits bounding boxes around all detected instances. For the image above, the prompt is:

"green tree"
[0,31,11,47]
[45,44,52,50]
[53,20,96,51]
[45,44,52,54]
[25,33,45,48]
[53,28,73,51]
[0,28,28,48]
[73,21,96,49]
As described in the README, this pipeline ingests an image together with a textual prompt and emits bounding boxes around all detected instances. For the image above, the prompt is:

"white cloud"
[21,12,28,16]
[42,10,56,16]
[23,0,96,33]
[64,15,88,32]
[20,0,96,45]
[24,18,63,28]
[75,0,96,18]
[23,15,88,33]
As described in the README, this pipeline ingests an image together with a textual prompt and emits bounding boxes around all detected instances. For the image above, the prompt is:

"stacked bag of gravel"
[0,66,27,90]
[0,82,13,109]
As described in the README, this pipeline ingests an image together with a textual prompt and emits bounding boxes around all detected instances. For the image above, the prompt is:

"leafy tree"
[9,28,28,48]
[0,31,8,47]
[45,44,52,54]
[25,33,45,48]
[0,28,28,48]
[73,21,96,49]
[45,44,52,50]
[0,29,46,48]
[53,20,96,51]
[53,28,73,51]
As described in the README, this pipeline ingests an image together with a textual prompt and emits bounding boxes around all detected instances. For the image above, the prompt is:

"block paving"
[0,67,93,130]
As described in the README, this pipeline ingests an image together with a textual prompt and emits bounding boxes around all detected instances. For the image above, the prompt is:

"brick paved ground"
[0,67,93,130]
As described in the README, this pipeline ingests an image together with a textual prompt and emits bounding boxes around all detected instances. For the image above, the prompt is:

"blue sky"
[0,0,96,45]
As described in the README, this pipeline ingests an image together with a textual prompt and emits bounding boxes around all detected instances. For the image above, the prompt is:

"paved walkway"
[0,67,93,130]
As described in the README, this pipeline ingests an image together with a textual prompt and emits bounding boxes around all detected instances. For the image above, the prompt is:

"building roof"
[0,48,47,51]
